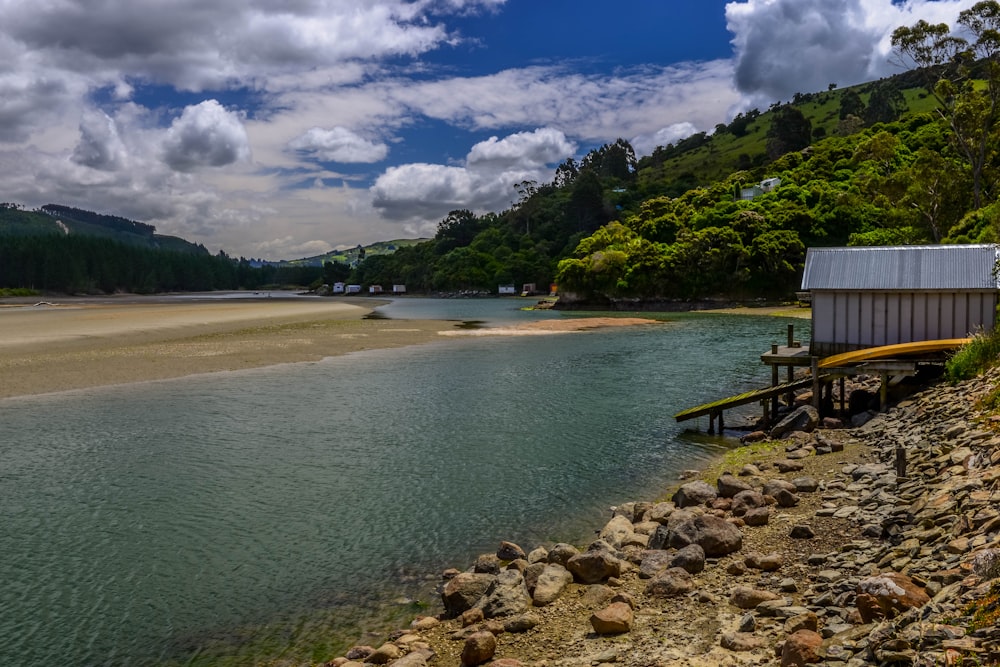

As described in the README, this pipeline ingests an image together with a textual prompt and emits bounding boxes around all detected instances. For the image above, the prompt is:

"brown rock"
[590,601,633,635]
[745,552,783,571]
[856,572,930,622]
[667,513,743,556]
[364,643,401,664]
[730,585,782,609]
[731,489,767,517]
[721,631,766,652]
[410,616,440,631]
[496,541,526,562]
[461,631,497,666]
[743,507,770,526]
[443,573,495,616]
[461,607,484,627]
[784,611,819,634]
[566,550,622,584]
[345,646,375,661]
[645,567,694,597]
[780,629,822,666]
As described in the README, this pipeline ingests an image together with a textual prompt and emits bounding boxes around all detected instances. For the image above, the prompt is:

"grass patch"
[0,287,40,297]
[946,327,1000,382]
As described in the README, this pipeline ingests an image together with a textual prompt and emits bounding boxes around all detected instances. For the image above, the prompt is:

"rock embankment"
[325,368,1000,667]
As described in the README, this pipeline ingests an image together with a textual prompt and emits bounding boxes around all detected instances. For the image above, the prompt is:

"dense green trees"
[0,232,323,294]
[8,20,1000,305]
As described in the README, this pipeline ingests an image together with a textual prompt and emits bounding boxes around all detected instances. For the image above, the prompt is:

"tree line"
[0,234,323,293]
[347,2,1000,304]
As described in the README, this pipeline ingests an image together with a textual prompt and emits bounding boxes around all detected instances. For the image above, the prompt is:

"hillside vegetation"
[4,4,1000,300]
[352,4,1000,304]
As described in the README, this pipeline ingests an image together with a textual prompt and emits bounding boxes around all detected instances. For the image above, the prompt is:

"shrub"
[945,327,1000,382]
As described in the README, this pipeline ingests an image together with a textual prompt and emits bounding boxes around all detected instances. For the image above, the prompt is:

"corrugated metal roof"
[801,244,1000,290]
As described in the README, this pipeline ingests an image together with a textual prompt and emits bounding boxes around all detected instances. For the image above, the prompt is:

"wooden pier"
[674,327,969,434]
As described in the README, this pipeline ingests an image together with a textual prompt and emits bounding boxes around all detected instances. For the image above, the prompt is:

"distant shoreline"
[0,294,452,399]
[0,293,809,400]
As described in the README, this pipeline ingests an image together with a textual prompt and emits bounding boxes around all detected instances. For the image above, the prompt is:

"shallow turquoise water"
[0,301,807,665]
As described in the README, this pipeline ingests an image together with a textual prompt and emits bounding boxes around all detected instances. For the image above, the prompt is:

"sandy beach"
[0,294,676,400]
[0,295,458,399]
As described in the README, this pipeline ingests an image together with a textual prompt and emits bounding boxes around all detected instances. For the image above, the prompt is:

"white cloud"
[0,0,505,92]
[631,122,701,158]
[387,62,740,142]
[162,100,251,172]
[288,127,389,163]
[466,128,576,170]
[725,0,978,105]
[371,128,575,223]
[71,111,128,171]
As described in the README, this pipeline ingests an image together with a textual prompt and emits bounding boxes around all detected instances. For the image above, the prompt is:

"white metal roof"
[801,244,1000,291]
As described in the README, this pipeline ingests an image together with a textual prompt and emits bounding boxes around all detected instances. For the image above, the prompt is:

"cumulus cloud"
[631,122,701,158]
[0,0,505,92]
[72,111,128,171]
[726,0,978,105]
[288,127,389,163]
[371,128,575,223]
[388,62,740,143]
[162,100,251,172]
[466,128,576,170]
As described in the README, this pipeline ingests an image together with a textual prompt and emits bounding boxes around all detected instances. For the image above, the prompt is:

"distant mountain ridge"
[0,203,428,263]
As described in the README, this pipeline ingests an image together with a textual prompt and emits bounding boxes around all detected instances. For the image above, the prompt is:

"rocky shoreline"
[323,367,1000,667]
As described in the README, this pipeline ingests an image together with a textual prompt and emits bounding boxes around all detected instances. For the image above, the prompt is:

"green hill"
[285,238,429,267]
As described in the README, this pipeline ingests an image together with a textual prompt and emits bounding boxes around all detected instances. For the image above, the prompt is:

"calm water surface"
[0,299,808,665]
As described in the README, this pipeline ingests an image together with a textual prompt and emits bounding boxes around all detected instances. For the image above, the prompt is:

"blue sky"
[0,0,979,259]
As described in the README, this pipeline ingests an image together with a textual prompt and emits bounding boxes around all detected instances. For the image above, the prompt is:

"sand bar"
[0,295,456,399]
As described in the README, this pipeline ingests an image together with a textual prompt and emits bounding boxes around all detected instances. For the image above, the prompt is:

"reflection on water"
[0,302,807,665]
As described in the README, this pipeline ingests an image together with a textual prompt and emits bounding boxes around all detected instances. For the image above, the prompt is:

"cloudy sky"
[0,0,979,259]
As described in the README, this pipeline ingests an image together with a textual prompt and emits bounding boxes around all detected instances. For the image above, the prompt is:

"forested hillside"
[0,203,326,293]
[3,4,1000,300]
[350,3,1000,305]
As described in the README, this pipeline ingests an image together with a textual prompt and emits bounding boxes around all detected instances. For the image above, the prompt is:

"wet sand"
[0,295,456,399]
[0,295,670,400]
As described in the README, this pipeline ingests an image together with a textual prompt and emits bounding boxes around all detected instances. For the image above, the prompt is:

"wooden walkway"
[674,337,971,431]
[674,377,816,424]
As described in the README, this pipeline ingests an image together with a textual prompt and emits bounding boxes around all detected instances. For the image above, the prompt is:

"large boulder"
[442,572,495,617]
[461,631,497,666]
[645,567,694,597]
[598,515,636,549]
[717,473,753,498]
[478,569,531,618]
[668,514,744,556]
[731,489,767,517]
[769,405,820,439]
[672,480,718,508]
[670,543,706,574]
[496,541,526,562]
[855,572,930,622]
[589,601,634,635]
[532,564,573,606]
[566,550,623,584]
[781,629,822,666]
[546,543,580,567]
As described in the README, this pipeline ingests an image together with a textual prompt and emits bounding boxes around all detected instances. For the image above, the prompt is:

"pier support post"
[771,349,779,421]
[811,357,820,410]
[839,377,846,417]
[880,372,889,411]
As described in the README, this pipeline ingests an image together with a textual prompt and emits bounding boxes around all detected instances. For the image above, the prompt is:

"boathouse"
[801,244,999,357]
